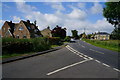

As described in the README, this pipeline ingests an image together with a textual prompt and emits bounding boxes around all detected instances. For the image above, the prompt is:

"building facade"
[41,27,52,37]
[1,20,42,39]
[94,32,110,40]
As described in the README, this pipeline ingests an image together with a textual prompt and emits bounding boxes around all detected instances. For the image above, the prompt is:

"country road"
[2,40,120,78]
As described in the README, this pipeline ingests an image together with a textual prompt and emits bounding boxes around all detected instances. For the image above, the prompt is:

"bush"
[48,37,62,45]
[64,36,71,42]
[32,37,51,52]
[2,37,51,54]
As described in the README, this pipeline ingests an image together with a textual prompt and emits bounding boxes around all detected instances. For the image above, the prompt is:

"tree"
[103,2,120,27]
[110,27,120,39]
[51,25,66,39]
[103,2,120,39]
[71,30,79,39]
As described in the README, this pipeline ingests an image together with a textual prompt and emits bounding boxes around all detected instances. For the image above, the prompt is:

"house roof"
[6,21,15,29]
[2,20,42,38]
[21,20,41,37]
[41,28,51,32]
[96,32,109,35]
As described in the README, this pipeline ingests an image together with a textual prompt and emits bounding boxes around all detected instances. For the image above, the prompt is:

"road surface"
[2,40,120,78]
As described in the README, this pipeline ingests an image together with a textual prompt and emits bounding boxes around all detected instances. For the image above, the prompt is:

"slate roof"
[96,32,109,35]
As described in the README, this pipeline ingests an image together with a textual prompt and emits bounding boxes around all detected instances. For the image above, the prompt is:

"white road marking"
[81,45,85,48]
[88,57,93,60]
[102,63,110,67]
[66,46,76,53]
[46,59,91,76]
[95,60,101,63]
[78,55,83,58]
[113,68,120,72]
[83,55,88,57]
[66,45,120,73]
[89,49,104,54]
[83,57,88,60]
[66,45,92,60]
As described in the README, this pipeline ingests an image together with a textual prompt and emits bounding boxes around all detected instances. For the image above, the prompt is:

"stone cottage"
[1,20,42,39]
[41,26,52,37]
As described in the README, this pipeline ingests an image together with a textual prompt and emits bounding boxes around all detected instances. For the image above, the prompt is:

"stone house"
[1,20,42,39]
[41,27,52,37]
[94,32,110,40]
[0,30,1,38]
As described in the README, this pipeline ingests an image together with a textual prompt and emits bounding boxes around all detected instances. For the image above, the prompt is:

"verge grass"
[82,39,120,52]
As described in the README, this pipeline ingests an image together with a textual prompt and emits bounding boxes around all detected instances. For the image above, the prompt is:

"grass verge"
[2,52,35,59]
[82,39,120,52]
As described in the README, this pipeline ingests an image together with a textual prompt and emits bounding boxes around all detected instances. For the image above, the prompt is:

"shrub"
[48,37,62,45]
[2,37,51,55]
[64,36,71,42]
[32,37,51,52]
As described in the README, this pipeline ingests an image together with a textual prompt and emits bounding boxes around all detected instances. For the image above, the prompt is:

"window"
[23,35,27,38]
[19,27,24,31]
[28,26,31,30]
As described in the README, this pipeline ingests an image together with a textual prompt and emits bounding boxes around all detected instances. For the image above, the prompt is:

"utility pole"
[84,28,85,33]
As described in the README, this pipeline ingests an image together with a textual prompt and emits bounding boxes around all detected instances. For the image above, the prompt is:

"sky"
[0,1,114,36]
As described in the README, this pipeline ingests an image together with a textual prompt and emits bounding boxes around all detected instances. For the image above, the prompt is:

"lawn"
[82,39,120,52]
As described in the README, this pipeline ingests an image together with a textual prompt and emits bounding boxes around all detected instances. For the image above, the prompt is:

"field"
[82,39,120,52]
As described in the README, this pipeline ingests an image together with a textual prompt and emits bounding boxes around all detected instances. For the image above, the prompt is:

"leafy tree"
[87,34,92,39]
[103,2,120,39]
[110,27,120,39]
[64,36,71,42]
[71,30,79,39]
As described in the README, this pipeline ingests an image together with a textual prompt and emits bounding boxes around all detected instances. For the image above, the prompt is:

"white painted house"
[94,32,110,40]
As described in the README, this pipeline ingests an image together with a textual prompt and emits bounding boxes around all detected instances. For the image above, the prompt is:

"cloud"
[14,2,114,36]
[50,2,65,11]
[68,8,87,20]
[91,2,103,14]
[77,3,86,8]
[0,20,5,29]
[13,16,21,22]
[92,18,114,32]
[16,2,36,13]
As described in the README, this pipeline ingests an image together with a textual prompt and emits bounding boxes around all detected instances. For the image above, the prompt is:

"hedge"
[2,37,62,55]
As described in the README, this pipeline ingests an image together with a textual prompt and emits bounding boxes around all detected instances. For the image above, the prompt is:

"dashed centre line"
[89,49,104,54]
[81,45,85,48]
[66,45,120,73]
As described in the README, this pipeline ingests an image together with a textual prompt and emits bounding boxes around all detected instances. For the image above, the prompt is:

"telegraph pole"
[84,28,85,33]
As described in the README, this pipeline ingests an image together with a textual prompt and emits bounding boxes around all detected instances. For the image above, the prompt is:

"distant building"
[1,20,42,39]
[41,26,52,37]
[81,32,87,39]
[94,32,110,40]
[51,25,66,39]
[0,29,1,38]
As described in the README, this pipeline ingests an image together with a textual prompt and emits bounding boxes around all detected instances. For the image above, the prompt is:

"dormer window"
[19,27,24,31]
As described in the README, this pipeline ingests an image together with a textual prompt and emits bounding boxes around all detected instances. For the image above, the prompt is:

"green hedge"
[64,36,71,42]
[2,37,63,55]
[2,37,51,54]
[48,37,62,45]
